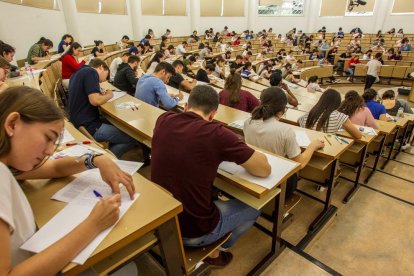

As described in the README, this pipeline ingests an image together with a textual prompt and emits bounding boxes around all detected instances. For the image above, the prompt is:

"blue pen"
[339,137,350,144]
[93,189,103,198]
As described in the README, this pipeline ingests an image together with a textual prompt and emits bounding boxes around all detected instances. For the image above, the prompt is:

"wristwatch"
[81,152,103,169]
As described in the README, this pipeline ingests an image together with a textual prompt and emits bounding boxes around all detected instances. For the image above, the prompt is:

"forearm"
[11,220,99,276]
[294,147,316,169]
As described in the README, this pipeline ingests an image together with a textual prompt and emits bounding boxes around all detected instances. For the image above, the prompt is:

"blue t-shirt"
[365,100,386,120]
[58,40,68,54]
[241,69,252,79]
[135,74,178,109]
[68,65,102,135]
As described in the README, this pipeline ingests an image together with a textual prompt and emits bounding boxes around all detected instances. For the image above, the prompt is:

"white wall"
[1,0,414,60]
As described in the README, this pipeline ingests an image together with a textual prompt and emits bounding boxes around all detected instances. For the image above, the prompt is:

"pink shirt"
[350,107,378,129]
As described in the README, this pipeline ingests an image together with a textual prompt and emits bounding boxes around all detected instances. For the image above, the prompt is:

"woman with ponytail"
[244,87,324,199]
[91,40,105,57]
[219,70,259,112]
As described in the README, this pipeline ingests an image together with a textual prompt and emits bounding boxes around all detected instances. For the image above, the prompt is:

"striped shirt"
[298,110,349,134]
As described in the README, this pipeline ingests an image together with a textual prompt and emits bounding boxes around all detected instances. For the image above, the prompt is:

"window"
[320,0,347,16]
[345,0,375,16]
[200,0,244,17]
[142,0,187,16]
[392,0,414,14]
[0,0,59,10]
[258,0,304,16]
[76,0,127,15]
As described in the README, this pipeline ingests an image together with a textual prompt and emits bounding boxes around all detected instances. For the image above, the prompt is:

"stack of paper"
[108,91,127,102]
[294,130,311,147]
[219,152,297,189]
[357,126,377,136]
[228,120,246,130]
[52,145,105,159]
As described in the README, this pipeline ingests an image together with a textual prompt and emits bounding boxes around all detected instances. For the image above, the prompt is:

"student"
[259,64,273,79]
[219,70,260,112]
[222,50,232,61]
[285,69,300,84]
[26,37,53,65]
[242,51,252,63]
[109,52,130,83]
[140,35,151,45]
[213,57,226,79]
[0,57,10,92]
[91,40,105,57]
[285,50,297,63]
[118,35,130,50]
[347,54,361,82]
[159,36,168,51]
[362,88,389,121]
[198,44,211,60]
[163,29,172,37]
[114,55,140,95]
[196,64,215,84]
[306,75,325,93]
[336,49,352,74]
[326,47,338,65]
[0,41,21,78]
[176,41,188,56]
[183,55,198,76]
[221,26,229,36]
[336,27,344,39]
[136,62,183,108]
[57,34,73,54]
[230,55,244,73]
[240,62,258,81]
[0,86,139,276]
[269,72,298,107]
[148,29,155,38]
[164,45,175,59]
[244,87,324,199]
[363,49,373,60]
[129,45,141,56]
[151,85,270,267]
[338,90,378,129]
[61,42,88,88]
[68,59,137,158]
[190,30,199,41]
[168,59,196,92]
[142,42,153,54]
[146,51,165,74]
[299,89,362,139]
[364,52,382,90]
[381,90,413,116]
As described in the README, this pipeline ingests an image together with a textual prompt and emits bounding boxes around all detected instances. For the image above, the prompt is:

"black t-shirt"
[68,65,102,135]
[91,47,103,57]
[196,69,210,83]
[230,62,243,70]
[168,73,185,89]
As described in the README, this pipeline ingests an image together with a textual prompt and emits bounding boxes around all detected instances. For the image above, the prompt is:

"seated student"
[176,41,188,56]
[221,42,234,53]
[109,52,130,83]
[151,85,270,267]
[136,62,183,108]
[168,59,196,92]
[114,55,140,95]
[163,29,172,37]
[198,44,211,60]
[219,70,260,112]
[146,52,165,74]
[118,35,130,50]
[309,49,320,60]
[164,45,175,59]
[190,30,199,41]
[148,29,155,38]
[285,69,300,84]
[91,40,105,57]
[347,54,361,82]
[336,49,352,74]
[213,57,225,79]
[129,45,141,56]
[242,51,252,63]
[230,55,244,73]
[159,36,168,51]
[363,49,373,60]
[0,86,140,276]
[244,87,324,199]
[269,72,298,107]
[61,42,88,88]
[222,50,232,61]
[183,55,198,76]
[299,89,362,138]
[240,62,258,81]
[363,88,389,121]
[285,50,297,63]
[68,59,137,158]
[0,41,21,78]
[26,37,53,65]
[57,34,73,54]
[336,27,345,38]
[381,89,414,116]
[0,57,10,92]
[196,64,215,84]
[259,63,273,79]
[140,35,151,45]
[338,90,378,129]
[143,42,153,54]
[306,75,325,93]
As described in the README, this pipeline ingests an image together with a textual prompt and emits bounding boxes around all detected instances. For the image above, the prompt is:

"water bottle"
[397,107,404,118]
[24,62,35,80]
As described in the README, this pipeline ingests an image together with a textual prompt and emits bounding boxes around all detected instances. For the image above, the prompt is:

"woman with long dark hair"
[61,42,88,88]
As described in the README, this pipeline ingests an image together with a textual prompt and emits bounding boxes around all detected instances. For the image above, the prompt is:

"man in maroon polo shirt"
[151,85,271,267]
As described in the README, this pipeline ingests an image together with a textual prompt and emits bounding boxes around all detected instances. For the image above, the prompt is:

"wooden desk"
[293,65,334,82]
[5,71,42,90]
[22,123,186,276]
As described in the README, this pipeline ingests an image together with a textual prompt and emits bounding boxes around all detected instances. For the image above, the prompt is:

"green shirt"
[26,43,47,65]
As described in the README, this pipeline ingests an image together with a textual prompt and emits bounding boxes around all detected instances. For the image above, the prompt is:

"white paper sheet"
[356,125,377,136]
[21,187,139,265]
[52,145,105,159]
[52,160,143,203]
[294,130,311,147]
[60,128,75,144]
[219,152,297,189]
[108,91,127,102]
[228,119,246,130]
[179,93,189,105]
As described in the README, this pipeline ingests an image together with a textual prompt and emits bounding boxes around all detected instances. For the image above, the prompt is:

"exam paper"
[52,145,105,159]
[219,152,297,189]
[52,160,143,203]
[60,128,75,144]
[21,187,139,265]
[108,91,127,102]
[294,130,311,147]
[228,119,246,130]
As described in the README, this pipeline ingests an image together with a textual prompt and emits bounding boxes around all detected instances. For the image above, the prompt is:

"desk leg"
[364,134,386,183]
[381,130,398,170]
[157,217,187,276]
[393,126,408,159]
[247,182,286,276]
[343,145,367,203]
[297,160,338,250]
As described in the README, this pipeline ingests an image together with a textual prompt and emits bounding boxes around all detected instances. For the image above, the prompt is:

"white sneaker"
[347,77,351,81]
[401,143,411,151]
[316,185,326,192]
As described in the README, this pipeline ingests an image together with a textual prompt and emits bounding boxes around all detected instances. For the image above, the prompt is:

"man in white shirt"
[176,41,188,56]
[365,52,382,89]
[285,50,297,64]
[109,52,130,82]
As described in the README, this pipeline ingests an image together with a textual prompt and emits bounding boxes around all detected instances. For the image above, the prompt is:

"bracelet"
[82,153,103,169]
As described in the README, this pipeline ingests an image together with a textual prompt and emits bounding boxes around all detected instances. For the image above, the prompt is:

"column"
[129,0,143,39]
[190,0,199,33]
[247,0,258,31]
[60,0,82,43]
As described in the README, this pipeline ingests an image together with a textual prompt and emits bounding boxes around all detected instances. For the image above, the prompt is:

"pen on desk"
[339,137,350,144]
[66,141,91,146]
[134,104,139,110]
[93,190,103,198]
[324,135,332,146]
[334,136,343,144]
[130,105,135,111]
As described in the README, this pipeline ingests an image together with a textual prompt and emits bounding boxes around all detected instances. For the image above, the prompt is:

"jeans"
[182,199,261,249]
[286,173,298,199]
[365,75,376,89]
[93,123,137,158]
